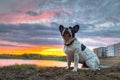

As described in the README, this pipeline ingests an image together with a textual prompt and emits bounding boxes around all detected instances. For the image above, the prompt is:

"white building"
[114,43,120,56]
[94,43,120,57]
[106,45,115,56]
[93,47,106,57]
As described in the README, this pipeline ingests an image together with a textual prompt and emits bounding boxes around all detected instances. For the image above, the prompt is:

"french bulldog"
[59,25,100,72]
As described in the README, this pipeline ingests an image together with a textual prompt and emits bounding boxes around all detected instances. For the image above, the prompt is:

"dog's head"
[59,25,79,41]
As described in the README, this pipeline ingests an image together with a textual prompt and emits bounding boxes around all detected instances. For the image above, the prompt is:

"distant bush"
[0,54,66,61]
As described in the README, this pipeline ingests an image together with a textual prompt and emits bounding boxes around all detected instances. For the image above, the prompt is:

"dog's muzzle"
[62,28,72,37]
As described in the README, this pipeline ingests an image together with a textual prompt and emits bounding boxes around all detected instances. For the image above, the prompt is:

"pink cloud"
[0,0,55,24]
[29,11,55,19]
[0,10,55,24]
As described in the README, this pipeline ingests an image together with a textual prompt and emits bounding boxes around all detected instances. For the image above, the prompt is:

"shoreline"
[0,54,66,61]
[0,54,120,61]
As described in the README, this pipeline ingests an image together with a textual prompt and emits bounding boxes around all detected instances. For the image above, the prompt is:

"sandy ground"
[100,57,120,66]
[0,57,120,80]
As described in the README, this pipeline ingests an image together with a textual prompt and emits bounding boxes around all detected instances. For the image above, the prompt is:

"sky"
[0,0,120,56]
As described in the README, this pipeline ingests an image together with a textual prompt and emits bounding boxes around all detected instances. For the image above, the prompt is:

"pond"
[0,59,82,68]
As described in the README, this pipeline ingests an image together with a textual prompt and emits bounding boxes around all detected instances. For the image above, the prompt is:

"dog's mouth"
[63,31,71,41]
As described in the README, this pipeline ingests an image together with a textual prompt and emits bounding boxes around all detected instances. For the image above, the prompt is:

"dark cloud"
[0,23,120,47]
[0,23,62,46]
[62,22,119,39]
[26,11,39,16]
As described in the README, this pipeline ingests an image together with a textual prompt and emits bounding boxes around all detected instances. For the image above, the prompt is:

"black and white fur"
[59,25,100,72]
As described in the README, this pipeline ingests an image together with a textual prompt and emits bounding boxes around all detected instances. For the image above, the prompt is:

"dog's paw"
[65,66,70,70]
[72,68,77,72]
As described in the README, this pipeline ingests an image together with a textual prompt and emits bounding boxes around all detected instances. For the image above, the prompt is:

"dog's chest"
[64,45,74,55]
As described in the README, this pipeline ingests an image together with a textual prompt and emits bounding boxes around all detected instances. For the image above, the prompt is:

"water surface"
[0,59,82,68]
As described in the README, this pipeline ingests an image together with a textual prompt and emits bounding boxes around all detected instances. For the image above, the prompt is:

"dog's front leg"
[72,53,79,72]
[65,56,71,69]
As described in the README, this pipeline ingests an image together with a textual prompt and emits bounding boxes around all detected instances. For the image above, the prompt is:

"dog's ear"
[73,25,79,33]
[59,25,64,33]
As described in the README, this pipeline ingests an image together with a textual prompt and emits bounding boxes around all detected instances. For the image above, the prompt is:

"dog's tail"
[79,65,110,71]
[99,64,110,69]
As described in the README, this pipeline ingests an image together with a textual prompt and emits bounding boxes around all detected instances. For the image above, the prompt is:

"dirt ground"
[0,57,120,80]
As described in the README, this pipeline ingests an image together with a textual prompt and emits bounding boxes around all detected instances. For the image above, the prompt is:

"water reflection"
[0,59,82,68]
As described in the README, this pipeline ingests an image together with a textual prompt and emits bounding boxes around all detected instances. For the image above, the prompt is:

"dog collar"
[65,38,76,46]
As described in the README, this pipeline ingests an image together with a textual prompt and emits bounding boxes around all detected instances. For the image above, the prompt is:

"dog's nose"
[64,28,69,33]
[65,30,69,34]
[63,30,69,35]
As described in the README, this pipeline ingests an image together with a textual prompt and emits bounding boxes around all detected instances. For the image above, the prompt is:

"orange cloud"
[0,45,65,56]
[35,45,65,56]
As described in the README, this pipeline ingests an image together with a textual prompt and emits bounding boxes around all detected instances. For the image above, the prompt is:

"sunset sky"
[0,0,120,56]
